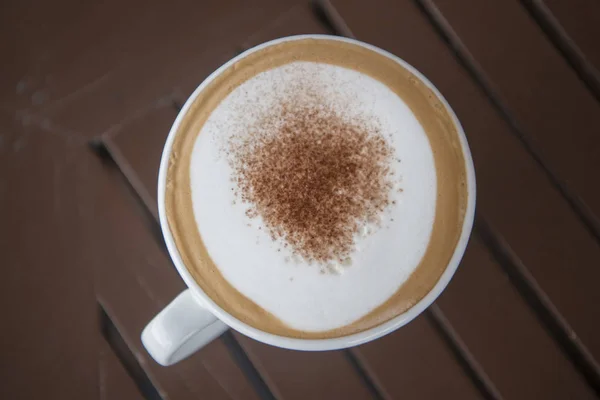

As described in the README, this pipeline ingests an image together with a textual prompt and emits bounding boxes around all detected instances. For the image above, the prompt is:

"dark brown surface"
[99,339,145,400]
[103,100,179,219]
[2,0,297,137]
[236,335,373,400]
[538,0,600,69]
[427,0,600,231]
[352,315,483,400]
[3,0,600,398]
[523,0,600,98]
[437,236,594,399]
[0,113,97,400]
[242,2,332,49]
[426,0,600,372]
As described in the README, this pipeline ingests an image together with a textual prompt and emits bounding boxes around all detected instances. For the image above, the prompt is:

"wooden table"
[2,0,600,398]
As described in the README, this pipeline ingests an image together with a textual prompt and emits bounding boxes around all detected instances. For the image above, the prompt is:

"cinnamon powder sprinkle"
[227,102,394,264]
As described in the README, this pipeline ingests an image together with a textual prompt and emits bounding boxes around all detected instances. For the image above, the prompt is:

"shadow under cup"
[160,35,475,343]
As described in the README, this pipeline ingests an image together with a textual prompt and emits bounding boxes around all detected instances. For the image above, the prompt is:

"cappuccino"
[165,37,469,339]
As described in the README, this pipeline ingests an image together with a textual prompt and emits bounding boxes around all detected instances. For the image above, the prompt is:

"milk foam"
[190,62,437,332]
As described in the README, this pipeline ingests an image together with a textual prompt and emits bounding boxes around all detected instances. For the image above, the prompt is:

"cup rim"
[157,34,476,351]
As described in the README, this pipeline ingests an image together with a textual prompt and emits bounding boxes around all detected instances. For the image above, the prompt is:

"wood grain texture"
[3,0,299,138]
[329,0,599,395]
[0,112,97,400]
[352,315,483,400]
[103,100,179,219]
[236,334,373,400]
[427,0,600,231]
[437,236,595,399]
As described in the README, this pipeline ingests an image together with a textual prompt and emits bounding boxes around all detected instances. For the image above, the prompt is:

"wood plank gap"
[412,0,600,244]
[220,331,278,400]
[308,0,340,35]
[315,0,356,38]
[88,139,165,250]
[427,306,503,400]
[345,349,388,400]
[99,302,163,400]
[475,218,600,394]
[101,136,159,221]
[519,0,600,102]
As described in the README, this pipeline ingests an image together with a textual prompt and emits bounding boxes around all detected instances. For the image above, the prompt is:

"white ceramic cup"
[141,34,476,366]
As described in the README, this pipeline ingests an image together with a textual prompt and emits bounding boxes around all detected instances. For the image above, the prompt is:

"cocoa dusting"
[227,102,394,264]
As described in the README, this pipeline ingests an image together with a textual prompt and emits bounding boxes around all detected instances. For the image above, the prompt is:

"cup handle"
[141,289,229,366]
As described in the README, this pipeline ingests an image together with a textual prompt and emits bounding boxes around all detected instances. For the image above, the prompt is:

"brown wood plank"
[242,2,332,50]
[426,0,600,231]
[537,0,600,69]
[103,100,178,219]
[11,0,297,138]
[235,334,373,400]
[197,338,267,400]
[352,315,483,400]
[100,339,145,400]
[523,0,600,97]
[0,0,95,111]
[0,113,97,399]
[106,103,176,196]
[88,153,260,400]
[438,235,595,399]
[328,0,600,391]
